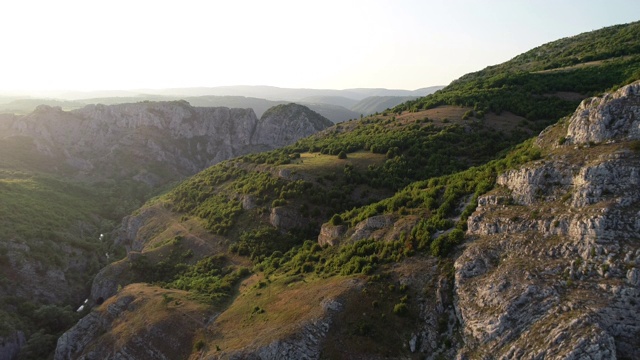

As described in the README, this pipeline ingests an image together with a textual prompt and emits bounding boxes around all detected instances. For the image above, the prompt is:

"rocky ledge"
[456,81,640,359]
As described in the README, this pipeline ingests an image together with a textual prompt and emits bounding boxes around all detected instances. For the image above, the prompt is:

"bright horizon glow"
[0,0,639,94]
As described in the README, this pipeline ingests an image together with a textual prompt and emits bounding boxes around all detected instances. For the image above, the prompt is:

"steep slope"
[456,81,640,359]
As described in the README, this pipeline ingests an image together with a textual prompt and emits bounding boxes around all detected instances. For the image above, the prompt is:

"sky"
[0,0,639,93]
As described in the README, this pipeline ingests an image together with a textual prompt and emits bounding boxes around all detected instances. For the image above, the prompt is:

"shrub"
[393,303,408,316]
[194,339,206,351]
[337,151,347,159]
[329,214,343,226]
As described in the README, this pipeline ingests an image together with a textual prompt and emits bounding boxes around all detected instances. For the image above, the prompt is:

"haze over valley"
[1,1,640,359]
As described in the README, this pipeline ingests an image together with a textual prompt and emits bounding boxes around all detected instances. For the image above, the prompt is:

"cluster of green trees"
[167,255,250,303]
[0,299,80,360]
[252,138,542,278]
[127,239,249,303]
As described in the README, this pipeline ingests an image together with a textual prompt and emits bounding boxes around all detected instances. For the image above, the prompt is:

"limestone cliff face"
[2,101,331,185]
[456,81,640,359]
[566,82,640,144]
[0,332,25,360]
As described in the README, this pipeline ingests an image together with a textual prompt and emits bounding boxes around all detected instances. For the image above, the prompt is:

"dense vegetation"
[0,170,155,359]
[255,138,542,278]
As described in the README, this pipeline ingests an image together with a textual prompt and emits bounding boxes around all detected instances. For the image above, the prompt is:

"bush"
[393,303,408,316]
[337,151,347,159]
[329,214,343,226]
[194,339,206,351]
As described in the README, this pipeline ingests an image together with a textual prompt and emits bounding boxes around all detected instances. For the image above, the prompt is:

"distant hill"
[298,95,359,109]
[344,85,443,98]
[141,85,444,101]
[7,85,444,102]
[0,86,443,122]
[350,96,418,115]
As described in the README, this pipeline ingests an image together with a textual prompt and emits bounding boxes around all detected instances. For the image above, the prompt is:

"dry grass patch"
[390,105,529,133]
[96,284,213,359]
[207,275,359,355]
[396,105,471,124]
[285,151,385,174]
[129,202,250,266]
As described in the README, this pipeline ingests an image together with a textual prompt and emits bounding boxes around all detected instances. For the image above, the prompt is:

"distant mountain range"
[0,86,444,123]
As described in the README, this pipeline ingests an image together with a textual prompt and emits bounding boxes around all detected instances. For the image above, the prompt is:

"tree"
[329,214,343,226]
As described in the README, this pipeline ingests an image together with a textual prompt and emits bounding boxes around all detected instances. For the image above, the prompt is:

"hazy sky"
[1,0,639,92]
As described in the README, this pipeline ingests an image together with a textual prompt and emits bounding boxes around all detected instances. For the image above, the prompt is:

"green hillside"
[398,21,640,129]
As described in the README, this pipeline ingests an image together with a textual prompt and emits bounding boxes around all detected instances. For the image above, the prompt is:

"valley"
[1,20,640,360]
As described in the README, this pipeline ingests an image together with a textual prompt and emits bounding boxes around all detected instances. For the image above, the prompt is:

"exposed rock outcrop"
[456,81,640,359]
[55,285,210,360]
[270,206,304,230]
[254,103,333,149]
[0,332,26,360]
[567,81,640,144]
[317,223,347,247]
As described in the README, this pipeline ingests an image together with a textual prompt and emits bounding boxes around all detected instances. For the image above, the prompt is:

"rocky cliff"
[1,101,331,185]
[456,81,640,359]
